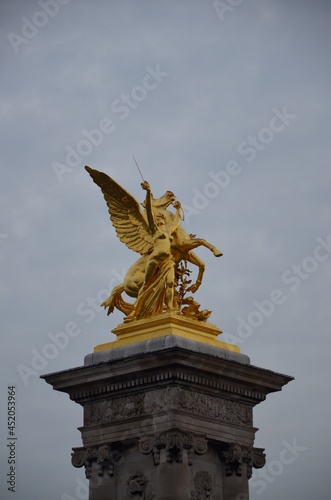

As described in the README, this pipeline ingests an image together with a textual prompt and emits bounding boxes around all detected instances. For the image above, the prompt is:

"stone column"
[42,317,293,499]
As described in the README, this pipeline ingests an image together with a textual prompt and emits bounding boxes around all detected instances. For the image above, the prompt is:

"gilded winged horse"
[85,166,222,320]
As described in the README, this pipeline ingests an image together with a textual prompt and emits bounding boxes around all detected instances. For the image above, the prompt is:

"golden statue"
[85,166,223,323]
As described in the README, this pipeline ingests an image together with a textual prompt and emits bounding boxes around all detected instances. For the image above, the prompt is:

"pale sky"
[1,1,331,499]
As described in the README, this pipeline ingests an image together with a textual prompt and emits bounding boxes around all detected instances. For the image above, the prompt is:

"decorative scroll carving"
[84,394,145,425]
[220,443,250,477]
[219,443,266,479]
[84,387,252,427]
[139,429,207,466]
[176,389,252,425]
[125,471,155,499]
[191,471,221,500]
[71,444,121,479]
[143,387,174,413]
[249,447,266,479]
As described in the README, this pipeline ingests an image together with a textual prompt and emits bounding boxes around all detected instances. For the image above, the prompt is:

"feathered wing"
[85,166,153,255]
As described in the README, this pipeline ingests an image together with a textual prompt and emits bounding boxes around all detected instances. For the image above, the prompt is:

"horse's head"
[154,190,177,208]
[142,191,176,209]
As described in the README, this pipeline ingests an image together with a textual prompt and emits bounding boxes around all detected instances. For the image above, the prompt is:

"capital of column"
[71,444,122,479]
[139,428,208,466]
[219,443,266,479]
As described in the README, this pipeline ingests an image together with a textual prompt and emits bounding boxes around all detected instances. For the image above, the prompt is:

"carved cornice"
[139,429,208,466]
[219,443,266,479]
[71,444,121,479]
[72,367,265,404]
[84,387,252,427]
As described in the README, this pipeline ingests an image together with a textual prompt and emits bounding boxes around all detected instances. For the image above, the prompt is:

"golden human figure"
[125,180,182,320]
[85,165,222,322]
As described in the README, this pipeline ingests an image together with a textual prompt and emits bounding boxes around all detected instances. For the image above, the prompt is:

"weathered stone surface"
[84,334,250,367]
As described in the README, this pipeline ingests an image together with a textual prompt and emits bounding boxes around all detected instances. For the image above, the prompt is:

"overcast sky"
[1,1,331,499]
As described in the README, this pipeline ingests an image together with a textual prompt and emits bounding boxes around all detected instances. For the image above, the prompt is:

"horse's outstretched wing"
[85,166,153,255]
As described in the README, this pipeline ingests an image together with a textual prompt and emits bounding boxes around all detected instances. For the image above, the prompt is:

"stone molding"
[84,387,252,427]
[71,444,122,479]
[219,443,266,479]
[139,429,208,466]
[72,367,266,404]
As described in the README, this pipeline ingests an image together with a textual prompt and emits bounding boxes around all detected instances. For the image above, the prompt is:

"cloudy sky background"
[1,1,331,498]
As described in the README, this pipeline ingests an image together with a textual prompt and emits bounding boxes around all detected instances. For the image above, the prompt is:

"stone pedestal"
[42,315,293,499]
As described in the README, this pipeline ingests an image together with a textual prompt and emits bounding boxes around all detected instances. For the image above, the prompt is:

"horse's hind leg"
[185,251,206,293]
[123,254,148,298]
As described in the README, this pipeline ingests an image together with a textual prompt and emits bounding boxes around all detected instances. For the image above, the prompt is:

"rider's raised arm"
[141,181,156,234]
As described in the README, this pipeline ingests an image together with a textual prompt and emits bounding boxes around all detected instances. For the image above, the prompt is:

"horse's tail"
[101,283,134,316]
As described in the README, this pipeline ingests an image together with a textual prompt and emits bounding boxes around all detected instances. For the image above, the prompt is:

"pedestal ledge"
[94,311,240,353]
[85,334,249,368]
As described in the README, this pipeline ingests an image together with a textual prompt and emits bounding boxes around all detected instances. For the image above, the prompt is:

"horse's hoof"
[213,249,223,257]
[124,315,135,323]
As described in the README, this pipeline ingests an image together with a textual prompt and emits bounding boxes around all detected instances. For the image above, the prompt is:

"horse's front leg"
[192,237,223,257]
[178,237,223,257]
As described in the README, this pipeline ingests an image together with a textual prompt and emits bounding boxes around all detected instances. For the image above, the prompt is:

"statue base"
[42,315,293,499]
[94,312,240,353]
